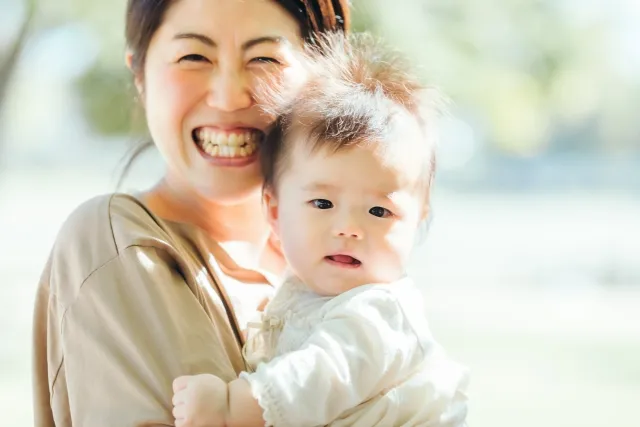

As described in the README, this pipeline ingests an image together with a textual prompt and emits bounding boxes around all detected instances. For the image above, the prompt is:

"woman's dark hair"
[118,0,350,188]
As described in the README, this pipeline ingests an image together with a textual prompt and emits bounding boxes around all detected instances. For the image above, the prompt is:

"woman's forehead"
[157,0,303,46]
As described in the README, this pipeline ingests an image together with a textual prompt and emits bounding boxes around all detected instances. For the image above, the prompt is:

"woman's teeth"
[195,129,259,158]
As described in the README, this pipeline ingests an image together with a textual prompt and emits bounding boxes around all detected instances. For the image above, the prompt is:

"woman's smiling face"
[136,0,305,203]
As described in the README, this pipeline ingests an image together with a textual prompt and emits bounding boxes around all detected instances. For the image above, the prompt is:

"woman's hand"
[172,374,229,427]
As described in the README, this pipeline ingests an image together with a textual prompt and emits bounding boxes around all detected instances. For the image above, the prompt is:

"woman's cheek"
[146,67,204,122]
[161,69,206,115]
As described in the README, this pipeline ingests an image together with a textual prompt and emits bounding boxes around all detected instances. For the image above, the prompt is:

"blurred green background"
[1,0,639,426]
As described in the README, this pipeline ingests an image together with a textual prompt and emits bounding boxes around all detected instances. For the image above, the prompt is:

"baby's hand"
[172,374,228,427]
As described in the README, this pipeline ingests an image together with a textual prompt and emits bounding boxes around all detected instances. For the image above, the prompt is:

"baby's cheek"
[379,231,414,271]
[279,222,312,268]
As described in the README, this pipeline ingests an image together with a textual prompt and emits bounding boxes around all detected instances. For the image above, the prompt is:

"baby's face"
[266,135,428,296]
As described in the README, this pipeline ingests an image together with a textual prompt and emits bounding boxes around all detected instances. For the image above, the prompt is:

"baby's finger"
[172,403,186,421]
[173,376,190,392]
[172,391,185,406]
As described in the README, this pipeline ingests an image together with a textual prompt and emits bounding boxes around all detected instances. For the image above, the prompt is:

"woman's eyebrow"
[174,32,216,47]
[242,36,288,50]
[173,33,288,50]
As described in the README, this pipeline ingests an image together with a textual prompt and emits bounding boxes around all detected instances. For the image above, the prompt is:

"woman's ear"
[125,50,135,71]
[263,189,280,234]
[125,50,144,102]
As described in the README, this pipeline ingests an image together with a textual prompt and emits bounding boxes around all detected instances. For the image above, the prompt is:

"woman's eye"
[179,54,209,63]
[369,206,393,218]
[311,199,333,209]
[251,57,281,65]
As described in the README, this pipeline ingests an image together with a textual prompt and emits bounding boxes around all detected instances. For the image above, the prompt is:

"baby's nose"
[333,220,363,240]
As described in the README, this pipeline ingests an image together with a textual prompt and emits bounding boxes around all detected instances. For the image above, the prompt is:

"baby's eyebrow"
[302,182,401,201]
[301,182,339,192]
[384,191,403,200]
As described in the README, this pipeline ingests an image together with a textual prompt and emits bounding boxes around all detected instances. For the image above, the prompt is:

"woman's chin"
[194,176,264,205]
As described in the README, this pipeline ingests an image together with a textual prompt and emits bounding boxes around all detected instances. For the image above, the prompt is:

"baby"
[172,32,469,427]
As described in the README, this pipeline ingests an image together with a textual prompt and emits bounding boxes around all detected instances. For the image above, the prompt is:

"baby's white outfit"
[240,276,469,427]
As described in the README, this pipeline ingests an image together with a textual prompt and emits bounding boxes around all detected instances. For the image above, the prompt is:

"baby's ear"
[420,202,431,223]
[263,189,280,234]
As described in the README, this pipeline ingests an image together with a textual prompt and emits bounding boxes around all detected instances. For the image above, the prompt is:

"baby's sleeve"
[328,343,469,427]
[240,289,422,427]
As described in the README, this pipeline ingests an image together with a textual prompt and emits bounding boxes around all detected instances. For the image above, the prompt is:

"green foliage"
[76,66,146,136]
[351,0,639,155]
[15,0,634,153]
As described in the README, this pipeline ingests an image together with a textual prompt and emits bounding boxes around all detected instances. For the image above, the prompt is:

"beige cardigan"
[32,194,261,426]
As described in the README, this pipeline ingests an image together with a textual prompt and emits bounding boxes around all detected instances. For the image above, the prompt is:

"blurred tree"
[63,0,152,188]
[3,0,634,158]
[0,0,36,170]
[76,66,146,136]
[352,0,639,156]
[59,0,140,137]
[0,0,36,122]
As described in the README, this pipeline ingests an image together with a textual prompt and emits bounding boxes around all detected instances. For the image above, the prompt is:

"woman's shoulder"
[46,193,177,299]
[55,192,168,255]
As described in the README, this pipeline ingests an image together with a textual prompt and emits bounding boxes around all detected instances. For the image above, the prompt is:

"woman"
[32,0,349,425]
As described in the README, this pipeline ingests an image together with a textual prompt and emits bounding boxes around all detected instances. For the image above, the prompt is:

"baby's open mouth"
[192,128,262,158]
[325,255,362,268]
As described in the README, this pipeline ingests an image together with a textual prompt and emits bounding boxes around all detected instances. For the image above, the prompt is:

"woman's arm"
[41,245,239,426]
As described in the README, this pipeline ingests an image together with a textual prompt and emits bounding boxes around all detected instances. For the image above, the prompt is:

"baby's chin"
[303,273,385,296]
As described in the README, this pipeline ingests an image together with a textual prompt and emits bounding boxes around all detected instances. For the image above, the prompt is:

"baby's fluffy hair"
[260,31,446,193]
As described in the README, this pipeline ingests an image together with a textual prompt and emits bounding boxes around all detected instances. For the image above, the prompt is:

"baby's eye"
[311,199,333,209]
[369,206,393,218]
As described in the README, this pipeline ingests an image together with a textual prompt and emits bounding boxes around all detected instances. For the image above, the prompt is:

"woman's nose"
[206,66,252,112]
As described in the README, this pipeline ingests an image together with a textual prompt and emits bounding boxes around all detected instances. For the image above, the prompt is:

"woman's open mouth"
[192,127,262,159]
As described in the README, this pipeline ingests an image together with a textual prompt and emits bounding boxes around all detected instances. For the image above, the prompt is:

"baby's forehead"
[288,139,427,195]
